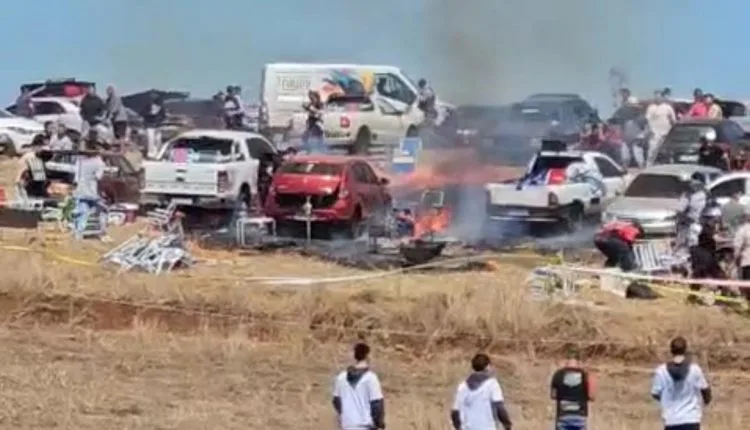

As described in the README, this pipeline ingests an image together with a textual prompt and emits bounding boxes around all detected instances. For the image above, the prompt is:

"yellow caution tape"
[0,244,97,267]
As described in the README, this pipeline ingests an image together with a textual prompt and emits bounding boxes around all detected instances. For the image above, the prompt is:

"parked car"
[19,78,95,103]
[0,109,45,156]
[653,118,749,165]
[140,129,277,209]
[484,142,629,231]
[601,164,723,235]
[265,155,391,236]
[39,149,143,204]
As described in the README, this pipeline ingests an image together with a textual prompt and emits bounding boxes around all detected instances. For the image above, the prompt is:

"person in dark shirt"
[302,91,324,153]
[140,91,167,158]
[697,132,729,171]
[79,85,106,131]
[550,347,594,430]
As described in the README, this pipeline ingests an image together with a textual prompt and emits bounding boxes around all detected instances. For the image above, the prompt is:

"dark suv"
[654,118,749,165]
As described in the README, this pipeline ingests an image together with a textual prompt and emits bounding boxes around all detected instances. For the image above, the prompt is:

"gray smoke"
[422,0,658,108]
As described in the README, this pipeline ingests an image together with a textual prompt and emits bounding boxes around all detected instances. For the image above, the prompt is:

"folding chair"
[632,239,676,275]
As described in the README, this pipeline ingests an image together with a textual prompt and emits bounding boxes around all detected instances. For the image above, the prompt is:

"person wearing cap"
[676,173,708,252]
[594,220,644,272]
[687,88,708,118]
[15,134,48,198]
[450,353,512,430]
[651,336,711,430]
[697,129,729,171]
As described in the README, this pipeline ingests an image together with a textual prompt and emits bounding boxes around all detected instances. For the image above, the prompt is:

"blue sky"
[0,1,746,113]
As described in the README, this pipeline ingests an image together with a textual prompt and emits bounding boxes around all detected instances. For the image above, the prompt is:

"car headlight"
[5,126,38,135]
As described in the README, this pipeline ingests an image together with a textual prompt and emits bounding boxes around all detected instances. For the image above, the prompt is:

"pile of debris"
[101,203,194,275]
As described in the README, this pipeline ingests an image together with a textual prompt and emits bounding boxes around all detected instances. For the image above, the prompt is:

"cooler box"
[399,137,422,157]
[391,155,416,175]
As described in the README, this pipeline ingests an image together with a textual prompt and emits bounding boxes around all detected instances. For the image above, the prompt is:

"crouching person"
[72,149,108,241]
[15,136,48,198]
[594,220,644,272]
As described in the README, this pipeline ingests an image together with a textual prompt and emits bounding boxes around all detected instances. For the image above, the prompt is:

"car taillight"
[547,168,566,185]
[548,192,559,207]
[217,171,229,193]
[340,116,351,129]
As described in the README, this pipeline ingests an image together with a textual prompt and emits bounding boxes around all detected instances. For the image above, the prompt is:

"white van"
[259,63,452,140]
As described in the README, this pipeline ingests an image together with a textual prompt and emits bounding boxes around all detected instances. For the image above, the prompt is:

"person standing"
[697,129,729,171]
[417,78,437,123]
[105,85,129,146]
[645,91,676,165]
[79,85,106,142]
[141,91,166,159]
[450,353,512,430]
[651,337,711,430]
[15,137,48,198]
[687,89,708,118]
[332,343,385,430]
[704,94,723,119]
[676,173,708,252]
[733,207,750,279]
[72,147,109,241]
[15,87,34,118]
[550,347,595,430]
[302,90,324,153]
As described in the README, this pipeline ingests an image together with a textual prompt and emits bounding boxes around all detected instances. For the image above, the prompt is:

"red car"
[265,155,391,236]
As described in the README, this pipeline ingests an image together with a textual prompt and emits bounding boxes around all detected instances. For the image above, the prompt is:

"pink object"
[172,148,189,163]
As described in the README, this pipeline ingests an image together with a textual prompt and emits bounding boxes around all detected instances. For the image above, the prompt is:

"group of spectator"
[332,338,711,430]
[14,85,168,158]
[588,87,727,169]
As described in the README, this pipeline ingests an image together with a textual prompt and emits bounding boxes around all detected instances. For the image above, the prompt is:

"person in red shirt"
[594,220,644,271]
[687,88,708,118]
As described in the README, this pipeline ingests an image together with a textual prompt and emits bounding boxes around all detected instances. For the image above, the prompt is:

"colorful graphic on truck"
[319,69,374,102]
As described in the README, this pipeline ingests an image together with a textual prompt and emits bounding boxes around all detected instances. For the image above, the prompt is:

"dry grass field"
[0,157,749,429]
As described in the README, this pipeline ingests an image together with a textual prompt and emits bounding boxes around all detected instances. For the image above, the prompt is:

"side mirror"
[379,177,390,186]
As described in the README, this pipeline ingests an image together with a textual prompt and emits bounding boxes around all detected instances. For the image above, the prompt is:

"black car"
[654,118,749,165]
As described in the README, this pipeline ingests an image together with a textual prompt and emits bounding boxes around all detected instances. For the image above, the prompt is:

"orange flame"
[413,207,451,238]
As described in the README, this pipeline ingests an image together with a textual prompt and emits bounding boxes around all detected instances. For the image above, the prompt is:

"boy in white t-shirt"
[332,343,385,430]
[651,337,712,430]
[451,353,512,430]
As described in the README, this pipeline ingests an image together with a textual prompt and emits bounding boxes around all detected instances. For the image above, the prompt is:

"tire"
[4,139,17,157]
[351,128,371,155]
[563,203,584,233]
[342,207,364,239]
[406,126,419,138]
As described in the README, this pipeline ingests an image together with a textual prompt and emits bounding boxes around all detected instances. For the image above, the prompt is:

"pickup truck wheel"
[406,126,419,138]
[351,128,371,155]
[563,204,584,233]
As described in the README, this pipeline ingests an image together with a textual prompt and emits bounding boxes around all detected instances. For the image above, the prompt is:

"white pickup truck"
[289,95,424,154]
[140,129,277,209]
[484,148,631,231]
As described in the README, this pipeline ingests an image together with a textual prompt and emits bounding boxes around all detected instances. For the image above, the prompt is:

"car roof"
[175,128,269,141]
[639,164,722,176]
[287,154,369,165]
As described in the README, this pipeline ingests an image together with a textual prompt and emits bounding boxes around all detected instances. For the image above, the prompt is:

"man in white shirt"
[645,91,676,165]
[332,343,385,430]
[451,353,512,430]
[651,337,711,430]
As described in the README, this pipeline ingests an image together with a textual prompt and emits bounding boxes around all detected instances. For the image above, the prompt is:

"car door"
[373,97,405,144]
[360,162,388,210]
[708,176,750,207]
[593,155,627,201]
[350,162,376,216]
